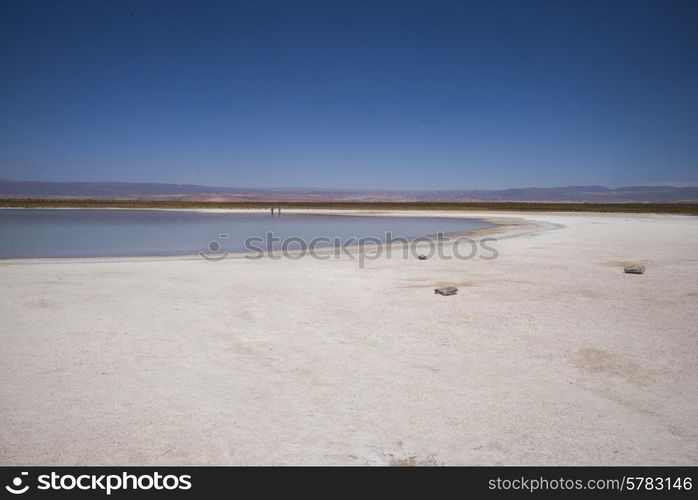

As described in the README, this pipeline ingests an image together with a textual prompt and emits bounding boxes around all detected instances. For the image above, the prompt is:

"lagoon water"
[0,209,492,259]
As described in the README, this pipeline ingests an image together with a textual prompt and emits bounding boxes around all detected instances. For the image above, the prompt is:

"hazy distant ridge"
[1,180,697,202]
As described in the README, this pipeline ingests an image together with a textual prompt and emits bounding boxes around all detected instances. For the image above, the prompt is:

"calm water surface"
[0,209,492,258]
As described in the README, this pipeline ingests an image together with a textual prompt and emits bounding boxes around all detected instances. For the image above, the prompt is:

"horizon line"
[2,178,698,193]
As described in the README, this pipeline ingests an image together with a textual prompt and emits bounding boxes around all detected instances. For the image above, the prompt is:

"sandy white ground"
[0,210,696,465]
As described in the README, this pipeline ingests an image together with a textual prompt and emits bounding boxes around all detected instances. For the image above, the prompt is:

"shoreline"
[0,210,556,264]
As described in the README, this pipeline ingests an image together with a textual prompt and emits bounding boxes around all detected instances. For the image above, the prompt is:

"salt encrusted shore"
[0,210,696,465]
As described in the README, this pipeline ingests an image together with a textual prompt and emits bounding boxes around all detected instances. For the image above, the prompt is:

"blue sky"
[1,0,696,190]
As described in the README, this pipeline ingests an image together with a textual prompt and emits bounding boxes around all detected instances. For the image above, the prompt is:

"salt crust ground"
[1,210,696,465]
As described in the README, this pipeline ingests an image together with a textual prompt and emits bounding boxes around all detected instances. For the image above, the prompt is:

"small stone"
[624,264,646,274]
[417,254,427,260]
[434,286,458,296]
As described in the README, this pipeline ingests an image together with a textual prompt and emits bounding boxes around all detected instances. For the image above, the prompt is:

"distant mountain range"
[1,179,697,203]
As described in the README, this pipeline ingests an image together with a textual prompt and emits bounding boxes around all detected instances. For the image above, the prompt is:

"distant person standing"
[271,207,274,215]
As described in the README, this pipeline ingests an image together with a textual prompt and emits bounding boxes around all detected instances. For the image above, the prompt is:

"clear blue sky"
[1,0,696,190]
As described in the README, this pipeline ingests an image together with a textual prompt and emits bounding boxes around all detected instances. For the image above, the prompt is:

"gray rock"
[624,264,646,274]
[434,286,458,296]
[417,254,427,260]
